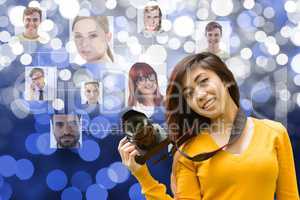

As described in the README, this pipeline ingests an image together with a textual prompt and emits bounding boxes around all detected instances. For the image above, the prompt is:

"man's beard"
[58,135,79,148]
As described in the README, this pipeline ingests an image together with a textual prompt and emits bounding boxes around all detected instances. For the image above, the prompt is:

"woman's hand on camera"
[118,137,143,173]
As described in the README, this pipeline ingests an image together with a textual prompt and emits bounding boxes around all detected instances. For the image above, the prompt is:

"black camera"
[122,109,170,165]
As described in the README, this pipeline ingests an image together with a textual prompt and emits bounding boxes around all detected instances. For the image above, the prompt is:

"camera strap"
[174,108,247,162]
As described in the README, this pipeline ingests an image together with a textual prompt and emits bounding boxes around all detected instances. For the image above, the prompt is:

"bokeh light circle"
[291,53,300,73]
[46,169,68,191]
[71,171,93,192]
[86,184,108,200]
[279,89,291,101]
[126,7,137,19]
[50,38,63,50]
[10,99,30,119]
[168,37,181,50]
[128,0,148,9]
[240,48,253,59]
[89,116,111,139]
[173,16,195,37]
[226,57,251,80]
[15,159,34,180]
[52,98,65,110]
[59,69,72,81]
[0,31,11,43]
[20,54,32,65]
[183,41,195,53]
[61,187,82,200]
[211,0,233,16]
[197,8,209,20]
[28,1,41,8]
[108,162,130,183]
[251,81,272,103]
[161,19,172,32]
[263,7,275,19]
[145,45,167,63]
[58,0,80,19]
[36,133,56,155]
[156,33,169,44]
[106,0,117,9]
[285,1,297,13]
[8,6,25,27]
[78,140,101,162]
[40,20,54,32]
[276,53,288,65]
[117,31,129,43]
[129,183,145,200]
[96,168,117,189]
[243,0,255,9]
[293,74,300,86]
[25,133,41,155]
[0,155,16,177]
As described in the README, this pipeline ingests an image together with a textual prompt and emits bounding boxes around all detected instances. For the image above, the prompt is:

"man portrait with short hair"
[17,7,42,41]
[141,3,163,37]
[204,21,230,60]
[52,114,81,149]
[28,67,46,101]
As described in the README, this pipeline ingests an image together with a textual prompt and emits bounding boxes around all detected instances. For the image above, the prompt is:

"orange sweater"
[133,118,299,200]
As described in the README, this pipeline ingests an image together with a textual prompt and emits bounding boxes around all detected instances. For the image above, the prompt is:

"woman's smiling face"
[182,66,230,119]
[136,73,158,96]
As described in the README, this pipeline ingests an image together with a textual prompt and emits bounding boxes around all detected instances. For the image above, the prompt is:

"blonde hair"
[72,16,114,62]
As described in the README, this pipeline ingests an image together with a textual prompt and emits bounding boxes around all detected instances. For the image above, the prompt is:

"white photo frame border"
[50,115,83,149]
[80,81,102,105]
[137,6,166,34]
[195,20,231,55]
[69,16,115,65]
[24,66,57,101]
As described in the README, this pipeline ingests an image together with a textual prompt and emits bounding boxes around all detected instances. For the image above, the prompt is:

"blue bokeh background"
[0,0,299,199]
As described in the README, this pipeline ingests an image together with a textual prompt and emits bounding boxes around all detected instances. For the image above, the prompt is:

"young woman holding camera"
[118,52,299,200]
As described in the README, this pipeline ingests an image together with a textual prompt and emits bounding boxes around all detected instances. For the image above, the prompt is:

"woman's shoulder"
[251,117,287,137]
[179,132,219,157]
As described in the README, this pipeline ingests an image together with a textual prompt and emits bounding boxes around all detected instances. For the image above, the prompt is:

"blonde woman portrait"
[72,16,114,64]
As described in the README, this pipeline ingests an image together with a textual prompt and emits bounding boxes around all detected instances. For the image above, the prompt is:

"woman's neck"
[141,96,155,106]
[210,97,238,135]
[89,53,112,64]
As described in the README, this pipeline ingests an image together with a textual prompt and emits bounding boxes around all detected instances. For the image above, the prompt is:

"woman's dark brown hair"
[166,52,240,145]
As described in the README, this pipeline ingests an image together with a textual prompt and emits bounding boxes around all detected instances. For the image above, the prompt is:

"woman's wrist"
[132,164,148,177]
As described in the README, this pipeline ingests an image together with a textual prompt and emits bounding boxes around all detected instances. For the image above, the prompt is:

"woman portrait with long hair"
[72,16,114,64]
[128,62,164,117]
[119,52,299,200]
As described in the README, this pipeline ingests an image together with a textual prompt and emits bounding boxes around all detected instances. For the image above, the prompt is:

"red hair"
[128,62,163,106]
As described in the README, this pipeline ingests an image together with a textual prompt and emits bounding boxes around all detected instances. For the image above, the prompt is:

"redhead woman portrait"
[128,62,164,117]
[119,52,299,200]
[72,16,114,64]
